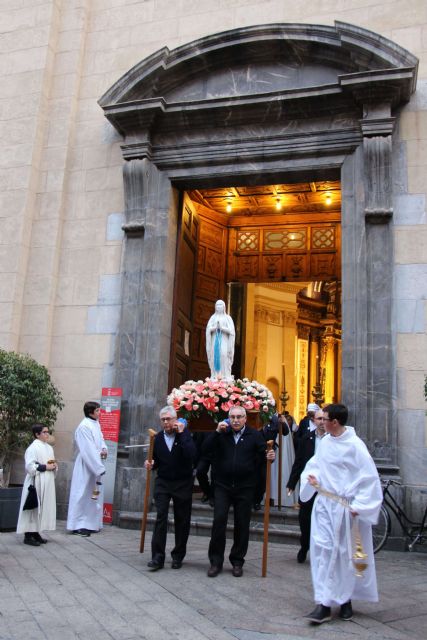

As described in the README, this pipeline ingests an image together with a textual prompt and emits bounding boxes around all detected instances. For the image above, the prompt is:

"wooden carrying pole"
[261,440,274,577]
[277,420,283,511]
[139,429,157,553]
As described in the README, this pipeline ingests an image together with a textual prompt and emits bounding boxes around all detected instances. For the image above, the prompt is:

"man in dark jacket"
[286,408,325,563]
[204,406,275,577]
[144,406,196,571]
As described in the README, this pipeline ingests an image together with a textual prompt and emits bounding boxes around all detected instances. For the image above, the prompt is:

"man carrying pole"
[143,407,196,571]
[203,406,275,578]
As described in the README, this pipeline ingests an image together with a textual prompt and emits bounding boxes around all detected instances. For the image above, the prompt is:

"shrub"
[0,349,63,487]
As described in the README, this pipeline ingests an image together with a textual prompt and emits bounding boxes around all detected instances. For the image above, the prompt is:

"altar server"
[300,403,382,624]
[67,401,107,537]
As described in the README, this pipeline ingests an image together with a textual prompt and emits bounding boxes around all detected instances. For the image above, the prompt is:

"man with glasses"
[300,403,382,625]
[204,406,275,577]
[144,406,196,571]
[286,408,325,563]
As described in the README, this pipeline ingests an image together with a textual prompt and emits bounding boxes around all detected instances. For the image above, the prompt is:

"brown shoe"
[232,565,243,577]
[207,565,222,577]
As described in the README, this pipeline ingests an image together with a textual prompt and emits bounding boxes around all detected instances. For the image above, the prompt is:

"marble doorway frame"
[99,22,418,518]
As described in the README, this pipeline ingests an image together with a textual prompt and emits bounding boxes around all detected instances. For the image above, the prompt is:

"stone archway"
[98,22,418,518]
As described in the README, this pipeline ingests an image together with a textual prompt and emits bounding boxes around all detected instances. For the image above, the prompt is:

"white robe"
[300,427,382,607]
[16,439,57,534]
[270,433,299,507]
[67,417,106,531]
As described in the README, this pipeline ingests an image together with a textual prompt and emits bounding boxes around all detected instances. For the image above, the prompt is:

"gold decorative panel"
[262,255,282,280]
[285,254,308,279]
[264,229,306,250]
[237,230,259,251]
[235,255,259,279]
[205,248,222,278]
[311,254,336,278]
[312,227,335,249]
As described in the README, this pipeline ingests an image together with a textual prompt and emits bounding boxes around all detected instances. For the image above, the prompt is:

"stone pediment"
[99,22,418,142]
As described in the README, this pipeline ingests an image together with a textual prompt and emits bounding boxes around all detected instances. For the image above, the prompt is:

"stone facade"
[1,1,426,522]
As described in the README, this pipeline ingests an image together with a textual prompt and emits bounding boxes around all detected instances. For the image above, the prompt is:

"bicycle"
[373,479,427,553]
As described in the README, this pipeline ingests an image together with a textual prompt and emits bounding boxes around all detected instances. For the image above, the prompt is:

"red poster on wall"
[99,387,122,524]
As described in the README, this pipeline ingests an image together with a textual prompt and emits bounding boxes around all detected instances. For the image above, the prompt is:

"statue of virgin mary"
[205,300,235,379]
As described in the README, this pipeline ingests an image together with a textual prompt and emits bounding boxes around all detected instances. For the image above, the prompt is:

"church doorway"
[169,178,342,422]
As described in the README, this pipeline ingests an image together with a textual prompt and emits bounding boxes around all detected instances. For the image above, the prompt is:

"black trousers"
[208,484,254,568]
[299,494,316,552]
[196,458,213,498]
[151,476,193,564]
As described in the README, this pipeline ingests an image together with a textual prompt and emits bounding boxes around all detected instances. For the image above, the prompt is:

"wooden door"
[168,195,200,390]
[190,206,228,381]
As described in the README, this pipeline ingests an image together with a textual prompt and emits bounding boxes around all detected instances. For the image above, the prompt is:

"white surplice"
[67,416,106,531]
[16,439,57,534]
[300,427,382,607]
[270,433,299,507]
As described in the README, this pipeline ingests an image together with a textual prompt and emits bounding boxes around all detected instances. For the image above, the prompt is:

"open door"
[168,194,200,389]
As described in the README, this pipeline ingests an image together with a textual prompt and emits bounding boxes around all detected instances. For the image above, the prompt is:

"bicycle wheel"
[372,505,390,553]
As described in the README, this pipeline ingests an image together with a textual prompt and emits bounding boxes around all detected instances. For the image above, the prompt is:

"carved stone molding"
[363,135,393,223]
[122,221,145,237]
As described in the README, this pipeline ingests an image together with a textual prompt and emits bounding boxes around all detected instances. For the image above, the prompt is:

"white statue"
[206,300,235,379]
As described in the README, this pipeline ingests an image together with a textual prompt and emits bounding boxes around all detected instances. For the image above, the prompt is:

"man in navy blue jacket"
[144,406,196,571]
[203,406,275,577]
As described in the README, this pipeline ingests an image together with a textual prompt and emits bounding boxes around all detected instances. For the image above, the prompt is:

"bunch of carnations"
[167,376,276,424]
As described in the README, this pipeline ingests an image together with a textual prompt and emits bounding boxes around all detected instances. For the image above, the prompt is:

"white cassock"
[16,439,57,534]
[67,417,106,531]
[300,427,382,607]
[270,432,299,507]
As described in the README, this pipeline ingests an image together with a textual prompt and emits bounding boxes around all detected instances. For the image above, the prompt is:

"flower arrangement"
[167,377,276,424]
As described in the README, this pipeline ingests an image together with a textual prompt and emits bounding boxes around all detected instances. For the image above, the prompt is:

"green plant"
[0,349,63,487]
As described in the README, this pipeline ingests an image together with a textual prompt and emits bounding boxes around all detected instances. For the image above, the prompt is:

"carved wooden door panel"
[168,195,199,390]
[189,208,228,382]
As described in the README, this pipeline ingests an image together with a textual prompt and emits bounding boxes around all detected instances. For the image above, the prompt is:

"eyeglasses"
[230,415,245,420]
[160,417,173,422]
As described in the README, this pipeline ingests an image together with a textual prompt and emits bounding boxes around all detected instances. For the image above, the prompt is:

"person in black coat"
[203,406,275,577]
[293,403,320,452]
[286,408,325,563]
[253,412,289,509]
[144,406,197,571]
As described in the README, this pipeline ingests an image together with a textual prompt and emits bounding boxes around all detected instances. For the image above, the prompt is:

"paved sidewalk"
[1,523,426,640]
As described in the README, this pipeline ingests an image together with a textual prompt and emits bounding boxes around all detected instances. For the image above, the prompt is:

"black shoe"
[33,533,48,544]
[232,565,243,577]
[147,560,164,571]
[305,604,331,624]
[207,565,222,577]
[201,494,209,503]
[208,497,215,507]
[297,548,307,563]
[72,529,91,537]
[171,560,182,569]
[24,536,40,547]
[340,601,353,621]
[253,503,261,511]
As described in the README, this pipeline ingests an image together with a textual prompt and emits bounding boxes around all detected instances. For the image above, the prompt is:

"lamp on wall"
[275,197,282,211]
[226,200,232,213]
[325,193,332,206]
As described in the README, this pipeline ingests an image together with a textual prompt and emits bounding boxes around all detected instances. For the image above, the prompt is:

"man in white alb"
[67,401,107,537]
[300,403,382,624]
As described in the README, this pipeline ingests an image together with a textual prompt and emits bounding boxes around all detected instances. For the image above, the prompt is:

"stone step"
[118,501,301,545]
